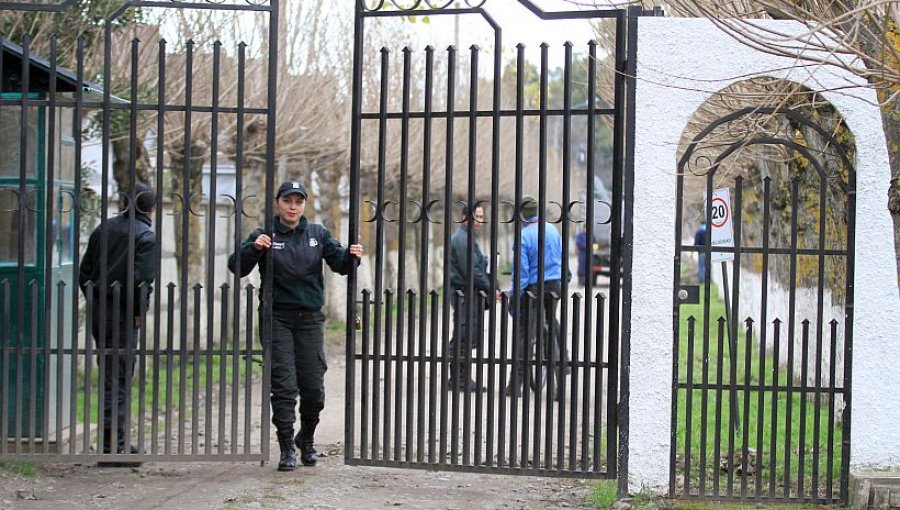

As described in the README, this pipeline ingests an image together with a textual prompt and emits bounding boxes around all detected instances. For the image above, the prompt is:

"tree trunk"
[168,138,208,286]
[111,131,152,206]
[230,117,268,239]
[851,10,900,294]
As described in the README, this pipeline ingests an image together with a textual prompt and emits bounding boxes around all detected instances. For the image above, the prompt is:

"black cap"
[276,181,307,199]
[123,182,156,215]
[520,195,538,219]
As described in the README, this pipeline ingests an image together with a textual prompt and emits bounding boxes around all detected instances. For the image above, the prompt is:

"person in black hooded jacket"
[228,180,363,471]
[79,182,157,465]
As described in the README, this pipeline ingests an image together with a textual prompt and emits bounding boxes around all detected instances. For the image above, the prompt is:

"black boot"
[295,418,319,466]
[276,430,297,471]
[504,379,524,398]
[448,364,483,392]
[98,430,142,468]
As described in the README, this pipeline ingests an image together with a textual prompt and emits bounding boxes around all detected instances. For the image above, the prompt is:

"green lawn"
[673,285,844,501]
[74,338,263,432]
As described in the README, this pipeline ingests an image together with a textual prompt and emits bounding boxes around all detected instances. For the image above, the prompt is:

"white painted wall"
[631,17,899,493]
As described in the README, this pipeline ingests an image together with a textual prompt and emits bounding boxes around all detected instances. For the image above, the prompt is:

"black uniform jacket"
[448,225,491,295]
[228,216,357,311]
[78,212,157,317]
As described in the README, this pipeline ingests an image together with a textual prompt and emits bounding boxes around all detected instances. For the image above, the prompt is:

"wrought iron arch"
[671,103,856,505]
[678,106,856,185]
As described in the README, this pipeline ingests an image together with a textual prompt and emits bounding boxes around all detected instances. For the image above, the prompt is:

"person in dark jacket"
[228,181,363,472]
[79,182,157,465]
[575,230,590,287]
[447,204,496,392]
[694,221,708,283]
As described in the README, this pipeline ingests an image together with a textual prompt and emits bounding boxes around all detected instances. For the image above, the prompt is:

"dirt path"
[0,455,595,509]
[1,346,598,510]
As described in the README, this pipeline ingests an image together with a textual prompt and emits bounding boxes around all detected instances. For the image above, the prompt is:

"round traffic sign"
[710,197,729,228]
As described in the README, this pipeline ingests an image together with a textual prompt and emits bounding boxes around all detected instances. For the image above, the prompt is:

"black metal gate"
[345,1,639,479]
[671,105,855,503]
[0,0,279,463]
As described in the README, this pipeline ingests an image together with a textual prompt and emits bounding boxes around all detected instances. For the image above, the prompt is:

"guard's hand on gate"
[349,244,363,258]
[254,234,272,251]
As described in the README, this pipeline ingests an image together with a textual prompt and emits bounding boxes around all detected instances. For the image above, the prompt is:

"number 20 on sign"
[709,188,734,263]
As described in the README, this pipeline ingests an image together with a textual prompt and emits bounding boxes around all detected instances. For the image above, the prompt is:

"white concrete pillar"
[631,17,900,493]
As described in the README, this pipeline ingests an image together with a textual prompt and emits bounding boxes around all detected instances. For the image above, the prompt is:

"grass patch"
[590,481,618,508]
[591,491,835,510]
[74,338,263,425]
[0,461,37,476]
[326,319,346,333]
[664,503,830,510]
[674,284,844,499]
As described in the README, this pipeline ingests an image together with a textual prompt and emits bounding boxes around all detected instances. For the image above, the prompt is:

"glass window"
[57,107,76,182]
[0,186,37,265]
[55,187,75,265]
[0,105,39,178]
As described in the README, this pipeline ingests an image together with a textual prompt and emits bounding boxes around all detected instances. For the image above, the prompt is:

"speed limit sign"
[709,188,734,263]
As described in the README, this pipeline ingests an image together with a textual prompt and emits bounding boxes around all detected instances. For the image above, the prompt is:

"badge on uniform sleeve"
[309,238,318,247]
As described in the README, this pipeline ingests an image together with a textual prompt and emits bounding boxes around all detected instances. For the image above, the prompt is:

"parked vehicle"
[586,176,615,281]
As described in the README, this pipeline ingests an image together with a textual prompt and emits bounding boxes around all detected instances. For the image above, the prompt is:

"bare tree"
[104,24,165,200]
[584,0,899,291]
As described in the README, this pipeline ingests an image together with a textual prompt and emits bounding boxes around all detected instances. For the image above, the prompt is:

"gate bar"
[617,4,641,497]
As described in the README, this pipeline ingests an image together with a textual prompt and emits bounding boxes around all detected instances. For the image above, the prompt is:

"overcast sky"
[368,0,605,70]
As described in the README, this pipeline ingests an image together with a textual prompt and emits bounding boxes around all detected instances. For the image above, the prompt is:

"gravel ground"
[0,340,599,510]
[0,453,596,510]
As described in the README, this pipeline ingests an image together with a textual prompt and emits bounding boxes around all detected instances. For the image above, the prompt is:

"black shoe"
[101,443,140,454]
[504,382,523,398]
[298,441,318,467]
[98,443,142,468]
[450,377,484,392]
[294,418,319,467]
[276,430,297,471]
[278,448,297,471]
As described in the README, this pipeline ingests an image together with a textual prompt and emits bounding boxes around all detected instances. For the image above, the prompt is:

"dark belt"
[272,306,320,316]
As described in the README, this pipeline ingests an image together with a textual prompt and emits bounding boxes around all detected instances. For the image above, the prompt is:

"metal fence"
[344,1,642,479]
[0,0,278,463]
[672,107,855,504]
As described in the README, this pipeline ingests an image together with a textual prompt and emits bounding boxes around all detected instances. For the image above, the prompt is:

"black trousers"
[90,314,137,453]
[510,280,567,379]
[265,308,327,434]
[448,293,484,380]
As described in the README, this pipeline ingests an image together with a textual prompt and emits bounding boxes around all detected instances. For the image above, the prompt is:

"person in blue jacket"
[228,181,363,471]
[505,195,568,397]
